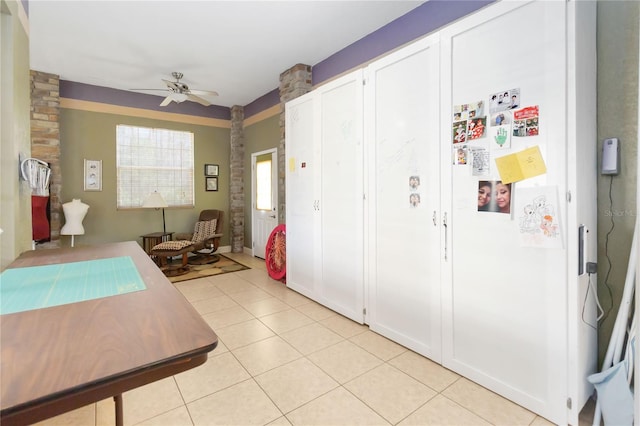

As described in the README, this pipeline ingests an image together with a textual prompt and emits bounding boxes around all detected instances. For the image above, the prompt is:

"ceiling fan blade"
[189,89,219,97]
[187,94,212,106]
[159,96,173,107]
[130,88,166,92]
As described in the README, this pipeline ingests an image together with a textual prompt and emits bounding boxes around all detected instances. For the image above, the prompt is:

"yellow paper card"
[494,146,547,184]
[289,157,296,172]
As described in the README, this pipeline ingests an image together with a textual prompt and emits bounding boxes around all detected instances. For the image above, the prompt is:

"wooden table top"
[0,241,218,424]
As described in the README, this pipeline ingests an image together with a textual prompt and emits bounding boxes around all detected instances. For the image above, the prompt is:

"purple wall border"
[244,0,493,115]
[244,88,280,118]
[60,80,231,120]
[313,0,493,85]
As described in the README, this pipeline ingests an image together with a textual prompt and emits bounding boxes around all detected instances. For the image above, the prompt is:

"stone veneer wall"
[30,70,61,249]
[278,64,312,223]
[230,105,245,252]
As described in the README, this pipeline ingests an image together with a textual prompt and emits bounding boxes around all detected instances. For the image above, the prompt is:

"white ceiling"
[29,1,424,108]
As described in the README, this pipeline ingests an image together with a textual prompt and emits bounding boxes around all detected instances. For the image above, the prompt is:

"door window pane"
[256,159,272,211]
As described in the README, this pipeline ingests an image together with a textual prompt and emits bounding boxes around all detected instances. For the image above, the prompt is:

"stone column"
[30,70,61,249]
[278,64,312,224]
[229,105,245,253]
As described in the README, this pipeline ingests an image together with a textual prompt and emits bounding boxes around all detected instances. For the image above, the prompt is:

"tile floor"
[36,253,595,426]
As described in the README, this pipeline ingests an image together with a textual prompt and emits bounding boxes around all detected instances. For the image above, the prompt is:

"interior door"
[439,2,578,423]
[252,149,278,259]
[285,93,319,299]
[366,35,442,359]
[318,70,364,323]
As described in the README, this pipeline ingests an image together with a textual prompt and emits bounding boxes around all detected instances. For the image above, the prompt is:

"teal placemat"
[0,256,146,315]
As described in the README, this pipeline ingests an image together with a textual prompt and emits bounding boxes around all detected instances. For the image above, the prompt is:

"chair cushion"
[152,240,193,251]
[192,219,217,242]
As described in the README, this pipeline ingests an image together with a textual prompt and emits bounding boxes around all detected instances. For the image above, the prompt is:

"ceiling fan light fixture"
[172,93,188,102]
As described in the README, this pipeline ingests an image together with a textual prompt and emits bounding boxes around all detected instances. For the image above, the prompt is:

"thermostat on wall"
[601,138,619,175]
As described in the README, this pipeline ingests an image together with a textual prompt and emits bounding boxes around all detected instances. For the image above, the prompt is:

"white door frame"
[251,148,278,258]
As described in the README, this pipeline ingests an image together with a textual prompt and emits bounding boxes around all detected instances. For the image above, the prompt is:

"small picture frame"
[205,164,219,176]
[84,159,102,191]
[206,177,218,191]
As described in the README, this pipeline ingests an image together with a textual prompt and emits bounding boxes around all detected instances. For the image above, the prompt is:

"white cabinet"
[365,35,443,362]
[285,1,596,424]
[285,70,364,323]
[285,95,318,300]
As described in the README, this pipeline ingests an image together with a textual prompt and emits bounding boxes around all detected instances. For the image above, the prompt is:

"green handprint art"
[494,127,508,146]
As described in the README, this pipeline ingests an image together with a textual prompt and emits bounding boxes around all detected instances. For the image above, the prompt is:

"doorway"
[251,148,278,259]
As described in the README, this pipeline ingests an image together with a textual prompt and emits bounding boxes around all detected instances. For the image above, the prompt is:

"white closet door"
[366,36,442,359]
[319,71,365,323]
[439,2,594,424]
[285,94,320,299]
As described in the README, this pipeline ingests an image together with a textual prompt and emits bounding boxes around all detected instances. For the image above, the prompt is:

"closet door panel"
[367,37,441,359]
[285,95,319,298]
[439,1,595,423]
[319,72,364,323]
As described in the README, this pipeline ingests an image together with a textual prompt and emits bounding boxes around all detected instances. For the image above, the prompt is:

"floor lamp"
[142,191,168,233]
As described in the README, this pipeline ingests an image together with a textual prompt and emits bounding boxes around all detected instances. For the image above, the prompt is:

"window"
[256,158,272,211]
[116,125,194,209]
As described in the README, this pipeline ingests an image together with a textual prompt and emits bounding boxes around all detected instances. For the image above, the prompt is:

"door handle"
[269,215,276,218]
[443,212,448,261]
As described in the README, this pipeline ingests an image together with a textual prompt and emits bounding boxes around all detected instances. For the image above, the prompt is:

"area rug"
[167,254,250,284]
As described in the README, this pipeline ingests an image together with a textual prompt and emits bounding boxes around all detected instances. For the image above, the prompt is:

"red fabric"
[31,195,50,241]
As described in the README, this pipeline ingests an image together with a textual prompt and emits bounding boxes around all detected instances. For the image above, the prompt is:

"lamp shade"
[142,192,168,208]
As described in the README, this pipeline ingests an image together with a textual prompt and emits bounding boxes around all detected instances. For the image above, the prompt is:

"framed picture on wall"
[84,159,102,191]
[206,177,218,191]
[205,164,219,176]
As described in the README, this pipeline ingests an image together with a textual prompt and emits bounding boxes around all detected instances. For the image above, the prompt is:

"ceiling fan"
[134,72,219,107]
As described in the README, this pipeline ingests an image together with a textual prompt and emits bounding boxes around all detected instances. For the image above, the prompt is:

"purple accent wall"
[313,0,493,86]
[60,80,231,120]
[246,0,493,114]
[244,88,280,118]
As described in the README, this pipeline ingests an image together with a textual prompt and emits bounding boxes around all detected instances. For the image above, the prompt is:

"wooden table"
[0,241,218,426]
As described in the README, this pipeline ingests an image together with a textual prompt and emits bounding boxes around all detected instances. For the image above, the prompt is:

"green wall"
[596,0,639,363]
[243,114,280,250]
[59,108,231,249]
[0,0,32,269]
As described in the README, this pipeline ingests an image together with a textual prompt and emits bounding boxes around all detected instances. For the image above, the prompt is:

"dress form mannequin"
[61,199,89,247]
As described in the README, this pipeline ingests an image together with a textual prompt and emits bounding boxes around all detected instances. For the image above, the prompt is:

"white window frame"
[116,124,195,209]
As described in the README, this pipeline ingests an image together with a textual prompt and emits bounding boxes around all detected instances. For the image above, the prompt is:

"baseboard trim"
[217,246,255,256]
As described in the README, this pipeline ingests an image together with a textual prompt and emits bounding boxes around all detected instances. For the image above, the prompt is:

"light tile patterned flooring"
[36,253,594,426]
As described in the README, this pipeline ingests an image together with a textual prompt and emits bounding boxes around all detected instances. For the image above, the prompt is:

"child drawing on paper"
[540,215,559,237]
[516,186,563,248]
[533,195,554,217]
[518,195,558,237]
[519,204,540,233]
